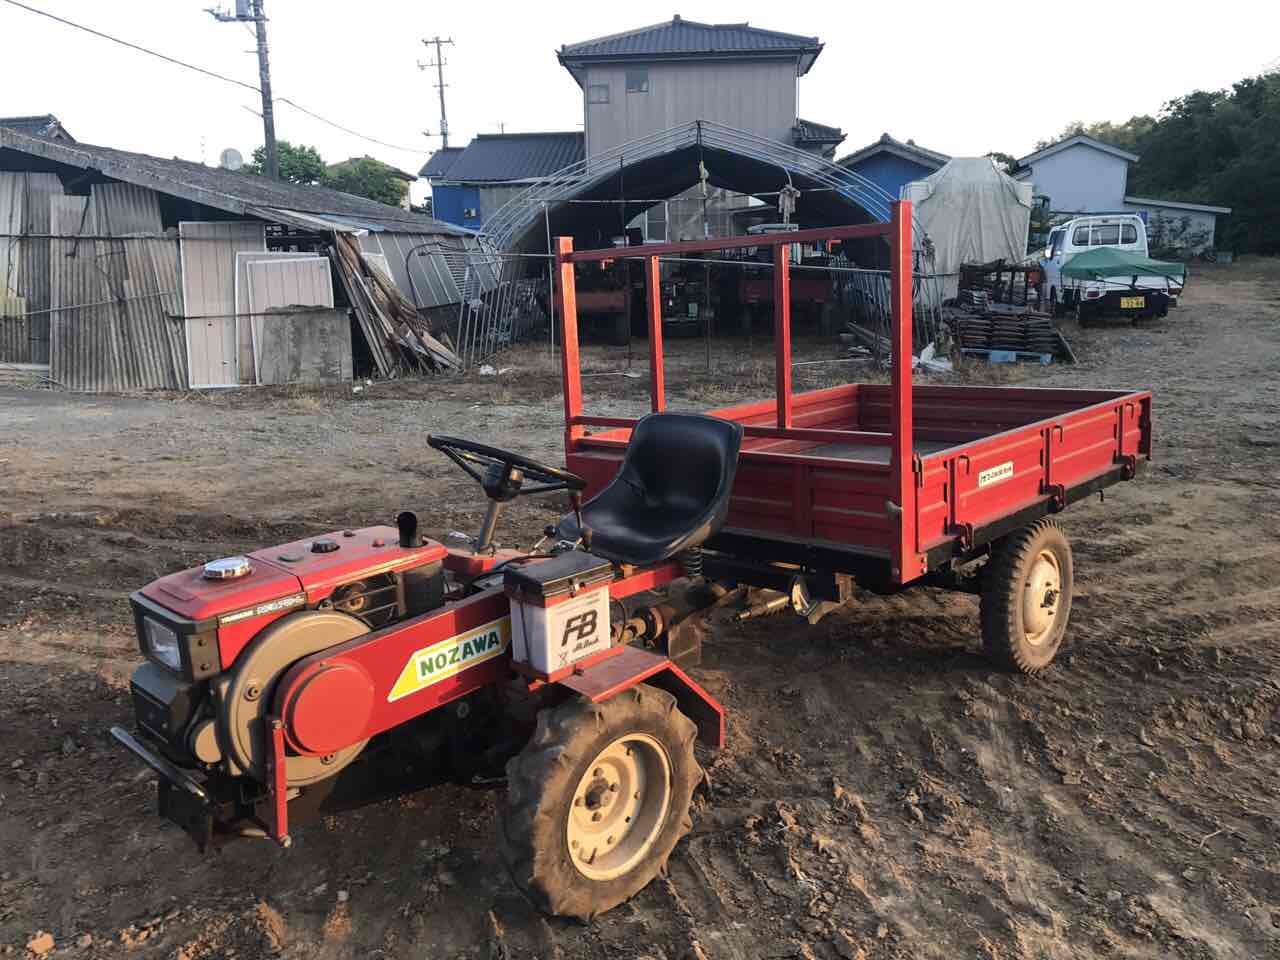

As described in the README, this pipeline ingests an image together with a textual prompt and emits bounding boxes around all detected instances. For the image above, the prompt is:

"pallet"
[961,348,1054,365]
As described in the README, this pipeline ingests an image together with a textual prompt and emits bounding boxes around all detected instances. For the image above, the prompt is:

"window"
[1093,224,1120,245]
[586,84,610,104]
[1050,230,1065,257]
[626,68,649,93]
[1072,226,1090,246]
[1121,223,1138,244]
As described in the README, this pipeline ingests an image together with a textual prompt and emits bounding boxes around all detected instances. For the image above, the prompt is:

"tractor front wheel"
[980,518,1074,674]
[500,685,700,920]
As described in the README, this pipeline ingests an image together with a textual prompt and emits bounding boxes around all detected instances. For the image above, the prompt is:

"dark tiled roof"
[793,118,846,145]
[419,147,464,179]
[0,128,467,234]
[559,16,822,76]
[441,132,585,183]
[837,132,949,171]
[0,113,74,141]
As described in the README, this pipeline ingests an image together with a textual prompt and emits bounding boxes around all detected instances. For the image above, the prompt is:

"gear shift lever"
[570,492,593,550]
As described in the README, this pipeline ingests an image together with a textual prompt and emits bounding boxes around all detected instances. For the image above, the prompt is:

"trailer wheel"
[980,518,1073,674]
[500,685,700,920]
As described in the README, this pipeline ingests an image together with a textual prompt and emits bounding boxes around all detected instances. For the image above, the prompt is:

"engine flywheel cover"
[222,610,370,787]
[279,662,376,756]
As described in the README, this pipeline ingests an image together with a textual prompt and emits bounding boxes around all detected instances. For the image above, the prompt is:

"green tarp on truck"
[1061,247,1187,282]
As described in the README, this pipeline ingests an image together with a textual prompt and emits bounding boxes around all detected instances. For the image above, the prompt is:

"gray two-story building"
[422,17,844,235]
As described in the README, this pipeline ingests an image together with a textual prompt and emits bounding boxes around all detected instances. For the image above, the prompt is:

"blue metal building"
[837,133,949,201]
[419,133,585,230]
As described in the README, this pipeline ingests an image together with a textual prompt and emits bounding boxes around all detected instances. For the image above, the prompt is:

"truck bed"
[567,382,1152,580]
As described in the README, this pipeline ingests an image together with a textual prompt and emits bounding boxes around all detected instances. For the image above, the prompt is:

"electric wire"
[0,0,426,153]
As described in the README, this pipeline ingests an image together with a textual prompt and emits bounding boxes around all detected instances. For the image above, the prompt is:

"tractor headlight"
[143,617,182,672]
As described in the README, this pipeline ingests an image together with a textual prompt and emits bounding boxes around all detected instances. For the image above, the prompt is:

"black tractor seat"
[557,413,744,567]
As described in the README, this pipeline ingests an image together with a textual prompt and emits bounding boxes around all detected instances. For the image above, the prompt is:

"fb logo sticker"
[561,610,599,646]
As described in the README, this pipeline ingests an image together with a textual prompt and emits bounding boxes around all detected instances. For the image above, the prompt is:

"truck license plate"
[1120,296,1145,309]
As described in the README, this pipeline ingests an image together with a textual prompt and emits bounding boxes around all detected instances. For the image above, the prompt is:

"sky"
[2,0,1277,207]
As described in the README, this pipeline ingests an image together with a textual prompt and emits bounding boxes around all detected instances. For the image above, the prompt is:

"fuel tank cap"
[311,538,339,554]
[203,556,253,580]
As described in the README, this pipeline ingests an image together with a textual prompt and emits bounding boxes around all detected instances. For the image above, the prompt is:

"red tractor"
[114,207,1151,920]
[114,422,738,921]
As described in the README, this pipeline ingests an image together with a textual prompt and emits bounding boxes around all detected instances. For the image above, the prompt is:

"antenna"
[418,36,455,148]
[219,148,244,171]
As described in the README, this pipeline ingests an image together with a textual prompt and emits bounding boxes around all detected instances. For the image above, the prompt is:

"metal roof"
[0,127,467,235]
[0,114,74,141]
[439,132,585,183]
[793,118,846,146]
[558,16,823,79]
[419,147,465,180]
[837,133,950,171]
[1124,195,1232,215]
[1016,134,1139,167]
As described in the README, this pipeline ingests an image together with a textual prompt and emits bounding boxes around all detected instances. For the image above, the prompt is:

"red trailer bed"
[554,204,1153,590]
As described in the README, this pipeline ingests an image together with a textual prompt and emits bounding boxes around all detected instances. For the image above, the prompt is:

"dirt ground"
[2,258,1279,960]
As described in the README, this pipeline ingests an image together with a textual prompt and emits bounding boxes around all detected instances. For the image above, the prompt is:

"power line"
[274,98,426,153]
[1,0,427,154]
[1,0,258,92]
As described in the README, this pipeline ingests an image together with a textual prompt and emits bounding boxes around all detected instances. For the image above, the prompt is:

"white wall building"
[1013,134,1232,253]
[1013,134,1137,213]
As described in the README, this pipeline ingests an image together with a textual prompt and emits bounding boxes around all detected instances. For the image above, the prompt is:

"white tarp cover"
[903,158,1032,282]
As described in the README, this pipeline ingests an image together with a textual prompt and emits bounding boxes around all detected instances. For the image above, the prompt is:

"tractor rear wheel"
[499,685,700,920]
[980,518,1074,674]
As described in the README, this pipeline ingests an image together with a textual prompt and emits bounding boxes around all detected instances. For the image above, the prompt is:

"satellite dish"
[219,148,244,171]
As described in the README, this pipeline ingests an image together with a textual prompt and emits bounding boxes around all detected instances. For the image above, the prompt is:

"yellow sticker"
[387,617,511,702]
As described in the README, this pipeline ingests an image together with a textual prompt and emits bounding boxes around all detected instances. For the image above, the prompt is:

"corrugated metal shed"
[559,16,822,75]
[18,173,62,363]
[0,173,25,362]
[47,185,187,392]
[49,195,100,390]
[441,133,584,183]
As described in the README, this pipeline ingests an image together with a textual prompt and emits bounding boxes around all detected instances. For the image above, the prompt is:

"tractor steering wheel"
[427,435,587,499]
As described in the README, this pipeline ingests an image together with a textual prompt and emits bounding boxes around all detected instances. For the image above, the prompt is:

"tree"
[243,140,325,184]
[323,158,409,207]
[986,151,1016,172]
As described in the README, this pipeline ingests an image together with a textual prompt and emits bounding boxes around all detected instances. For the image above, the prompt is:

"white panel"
[179,221,266,388]
[234,251,319,384]
[244,258,334,383]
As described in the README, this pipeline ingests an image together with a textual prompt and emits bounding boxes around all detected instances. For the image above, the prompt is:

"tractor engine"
[123,524,448,843]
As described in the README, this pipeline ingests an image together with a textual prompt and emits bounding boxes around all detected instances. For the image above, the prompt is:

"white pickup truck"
[1040,214,1185,323]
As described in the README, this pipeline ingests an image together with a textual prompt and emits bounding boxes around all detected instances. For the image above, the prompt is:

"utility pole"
[207,0,279,179]
[418,37,454,148]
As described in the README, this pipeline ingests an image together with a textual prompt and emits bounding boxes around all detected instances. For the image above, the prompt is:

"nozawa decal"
[387,617,511,702]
